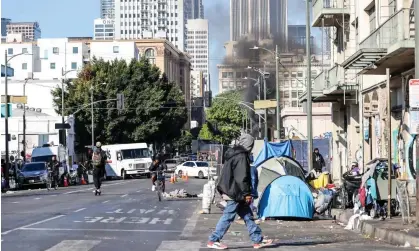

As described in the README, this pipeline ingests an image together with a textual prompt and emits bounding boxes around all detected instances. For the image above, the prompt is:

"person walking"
[207,133,273,250]
[92,142,107,195]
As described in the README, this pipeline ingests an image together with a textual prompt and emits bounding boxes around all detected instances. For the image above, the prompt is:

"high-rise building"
[186,19,209,80]
[101,0,115,19]
[230,0,287,45]
[185,0,204,19]
[6,22,41,41]
[288,25,314,53]
[93,18,115,40]
[1,18,11,37]
[114,0,186,51]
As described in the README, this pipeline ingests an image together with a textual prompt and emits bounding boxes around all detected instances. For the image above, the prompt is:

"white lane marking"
[136,190,142,192]
[34,197,41,200]
[73,208,86,213]
[102,200,110,204]
[180,203,200,237]
[1,215,65,235]
[127,209,136,214]
[45,240,101,251]
[10,201,20,204]
[20,227,181,233]
[121,194,128,198]
[64,181,133,194]
[50,195,57,197]
[156,241,201,251]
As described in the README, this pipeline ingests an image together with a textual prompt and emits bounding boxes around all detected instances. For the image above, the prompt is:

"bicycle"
[152,171,166,202]
[46,169,58,191]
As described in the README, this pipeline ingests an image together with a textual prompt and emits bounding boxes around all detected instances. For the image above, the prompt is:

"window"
[53,47,59,54]
[22,63,27,70]
[367,6,376,32]
[72,47,79,54]
[145,48,155,64]
[292,101,298,107]
[71,62,77,70]
[292,91,297,98]
[291,72,297,78]
[226,72,233,78]
[50,63,56,69]
[7,48,13,55]
[113,46,119,53]
[222,72,227,78]
[284,72,289,78]
[222,81,228,87]
[284,91,290,98]
[291,80,297,88]
[297,71,303,77]
[22,48,28,54]
[284,80,290,88]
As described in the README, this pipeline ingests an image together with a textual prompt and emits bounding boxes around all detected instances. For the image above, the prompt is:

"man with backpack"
[92,142,106,195]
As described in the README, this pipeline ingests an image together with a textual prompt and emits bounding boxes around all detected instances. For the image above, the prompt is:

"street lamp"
[246,66,269,139]
[250,45,281,141]
[4,51,32,182]
[90,83,107,147]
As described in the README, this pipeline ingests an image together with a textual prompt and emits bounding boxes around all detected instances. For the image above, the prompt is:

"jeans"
[209,200,263,244]
[93,168,102,189]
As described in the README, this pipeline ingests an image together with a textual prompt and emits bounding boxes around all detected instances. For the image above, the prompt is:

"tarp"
[258,175,314,219]
[253,139,292,168]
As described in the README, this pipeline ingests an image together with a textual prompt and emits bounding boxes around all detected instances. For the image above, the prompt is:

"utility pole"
[263,64,268,140]
[91,87,94,147]
[306,0,313,171]
[386,68,392,219]
[61,68,66,146]
[4,50,10,188]
[22,79,29,162]
[275,44,281,141]
[415,0,419,227]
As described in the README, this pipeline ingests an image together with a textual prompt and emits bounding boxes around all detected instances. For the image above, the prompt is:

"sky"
[2,0,314,95]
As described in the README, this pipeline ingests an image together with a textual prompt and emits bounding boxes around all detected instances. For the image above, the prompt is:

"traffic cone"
[174,173,178,183]
[63,176,68,187]
[185,171,189,182]
[81,175,87,185]
[170,173,174,184]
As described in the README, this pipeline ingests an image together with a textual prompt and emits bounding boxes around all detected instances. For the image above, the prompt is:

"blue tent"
[258,175,314,219]
[253,139,292,168]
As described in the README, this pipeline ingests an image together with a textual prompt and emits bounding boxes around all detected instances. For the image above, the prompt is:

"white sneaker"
[152,185,156,191]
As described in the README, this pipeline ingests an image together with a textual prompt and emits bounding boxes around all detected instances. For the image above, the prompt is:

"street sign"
[55,123,71,129]
[409,79,419,109]
[1,95,27,104]
[255,109,275,115]
[254,100,277,109]
[117,93,125,110]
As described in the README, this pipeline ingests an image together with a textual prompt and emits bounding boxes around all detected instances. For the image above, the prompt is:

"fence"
[196,144,228,177]
[291,138,332,171]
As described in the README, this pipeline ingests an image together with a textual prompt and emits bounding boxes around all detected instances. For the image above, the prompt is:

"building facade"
[6,21,41,41]
[101,0,115,19]
[94,18,115,40]
[114,0,186,51]
[230,0,287,44]
[1,18,11,37]
[185,0,204,19]
[190,70,205,98]
[299,0,418,186]
[186,19,209,80]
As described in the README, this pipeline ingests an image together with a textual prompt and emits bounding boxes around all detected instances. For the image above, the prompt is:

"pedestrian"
[207,133,273,250]
[91,142,107,195]
[48,156,60,187]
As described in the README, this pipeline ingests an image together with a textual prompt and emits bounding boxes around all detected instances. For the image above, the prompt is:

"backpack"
[92,150,103,167]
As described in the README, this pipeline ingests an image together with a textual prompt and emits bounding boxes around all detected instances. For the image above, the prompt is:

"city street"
[1,177,415,251]
[1,178,205,251]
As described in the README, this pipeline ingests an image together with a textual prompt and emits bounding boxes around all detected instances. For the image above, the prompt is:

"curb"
[332,209,419,247]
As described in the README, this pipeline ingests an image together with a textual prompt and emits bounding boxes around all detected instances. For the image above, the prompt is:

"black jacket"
[149,162,167,172]
[313,152,325,171]
[216,146,251,202]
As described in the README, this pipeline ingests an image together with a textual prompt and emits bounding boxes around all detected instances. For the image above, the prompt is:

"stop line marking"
[74,216,173,225]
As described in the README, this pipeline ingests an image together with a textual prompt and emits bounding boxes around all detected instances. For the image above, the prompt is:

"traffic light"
[204,91,212,108]
[59,129,66,146]
[280,127,286,139]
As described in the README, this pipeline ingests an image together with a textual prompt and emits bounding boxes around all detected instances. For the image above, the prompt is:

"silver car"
[164,159,182,172]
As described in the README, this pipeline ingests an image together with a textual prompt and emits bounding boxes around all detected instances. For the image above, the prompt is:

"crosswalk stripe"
[45,240,101,251]
[156,241,201,251]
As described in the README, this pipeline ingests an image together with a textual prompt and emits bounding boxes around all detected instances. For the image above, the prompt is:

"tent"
[258,175,314,219]
[252,140,292,168]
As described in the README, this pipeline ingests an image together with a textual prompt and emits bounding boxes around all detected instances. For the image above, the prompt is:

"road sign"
[55,123,71,129]
[254,100,277,109]
[1,95,27,104]
[117,93,125,110]
[409,79,419,109]
[255,109,275,115]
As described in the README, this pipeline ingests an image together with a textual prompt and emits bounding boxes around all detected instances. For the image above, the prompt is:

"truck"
[101,143,153,179]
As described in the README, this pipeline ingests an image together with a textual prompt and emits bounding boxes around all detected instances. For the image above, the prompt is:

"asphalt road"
[2,177,206,251]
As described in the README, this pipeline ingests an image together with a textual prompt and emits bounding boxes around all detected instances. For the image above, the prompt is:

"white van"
[101,143,152,179]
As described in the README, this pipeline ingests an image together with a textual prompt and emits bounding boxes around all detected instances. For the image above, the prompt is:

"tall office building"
[6,22,41,41]
[93,18,115,40]
[230,0,287,44]
[186,19,209,80]
[1,18,11,37]
[114,0,186,51]
[185,0,204,19]
[101,0,115,19]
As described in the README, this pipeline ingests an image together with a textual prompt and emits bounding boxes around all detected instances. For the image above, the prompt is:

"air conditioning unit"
[36,108,42,113]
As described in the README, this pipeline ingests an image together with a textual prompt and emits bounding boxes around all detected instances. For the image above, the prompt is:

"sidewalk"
[182,205,403,250]
[332,208,419,247]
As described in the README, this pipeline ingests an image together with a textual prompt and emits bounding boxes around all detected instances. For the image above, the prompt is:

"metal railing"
[359,8,414,49]
[313,70,327,90]
[313,0,349,19]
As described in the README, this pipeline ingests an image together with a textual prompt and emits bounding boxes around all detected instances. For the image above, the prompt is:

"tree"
[201,90,247,144]
[51,57,187,152]
[172,130,193,153]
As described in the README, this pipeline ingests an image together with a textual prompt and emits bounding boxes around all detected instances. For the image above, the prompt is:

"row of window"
[188,40,207,44]
[20,62,79,70]
[221,72,248,79]
[279,70,317,78]
[7,46,80,56]
[120,13,178,18]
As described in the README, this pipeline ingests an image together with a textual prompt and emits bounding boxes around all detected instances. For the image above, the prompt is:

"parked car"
[175,161,216,179]
[16,162,49,189]
[164,159,182,172]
